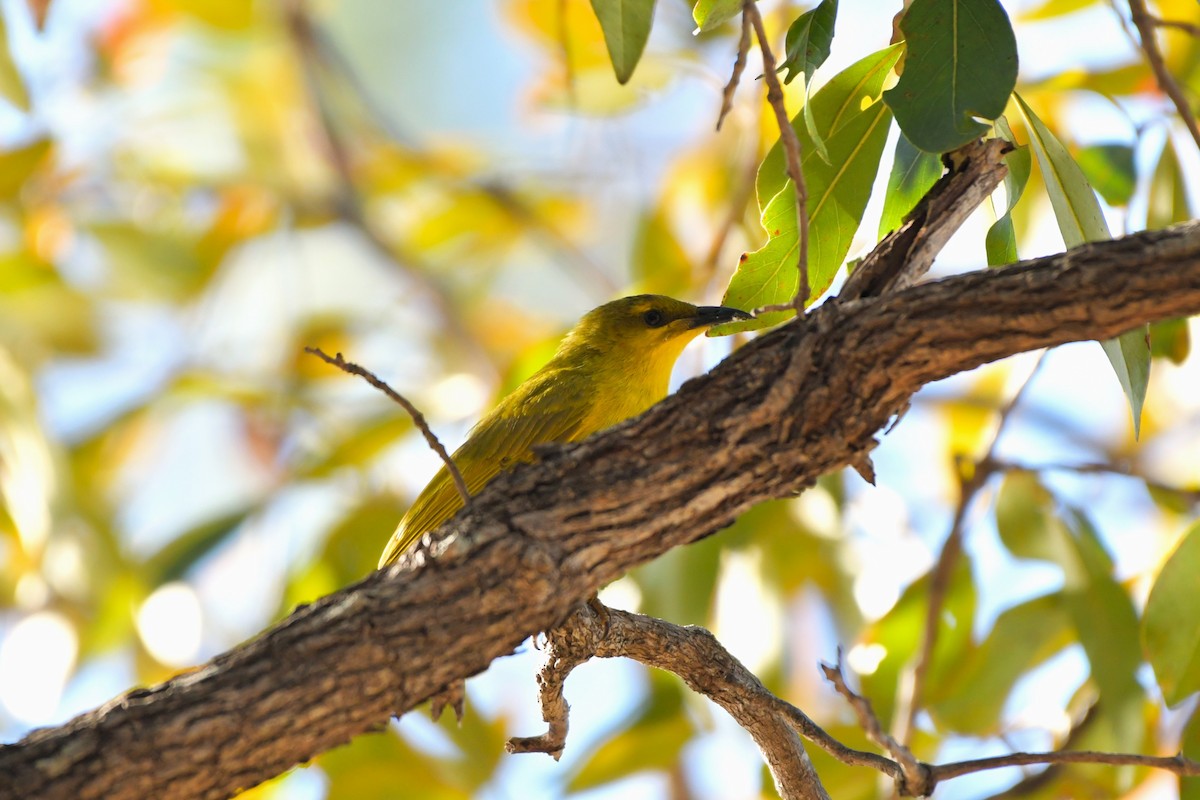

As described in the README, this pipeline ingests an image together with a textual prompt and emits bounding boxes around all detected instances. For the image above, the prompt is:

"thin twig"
[717,11,753,131]
[1127,0,1200,152]
[989,458,1200,506]
[931,749,1200,782]
[898,353,1047,747]
[1150,15,1200,36]
[506,602,1200,799]
[820,651,932,796]
[305,347,471,505]
[744,0,811,312]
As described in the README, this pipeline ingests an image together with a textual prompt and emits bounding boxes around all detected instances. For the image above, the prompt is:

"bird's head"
[564,295,752,358]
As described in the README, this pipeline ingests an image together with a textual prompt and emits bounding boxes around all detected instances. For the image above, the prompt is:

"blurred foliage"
[0,0,1198,798]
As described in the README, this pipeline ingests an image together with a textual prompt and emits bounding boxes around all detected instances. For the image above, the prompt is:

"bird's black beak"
[688,305,753,328]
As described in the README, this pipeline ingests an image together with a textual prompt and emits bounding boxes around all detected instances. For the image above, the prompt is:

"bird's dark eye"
[642,309,667,328]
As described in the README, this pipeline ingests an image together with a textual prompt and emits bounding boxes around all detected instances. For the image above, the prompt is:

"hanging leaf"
[985,116,1031,266]
[779,0,838,86]
[1142,523,1200,707]
[884,0,1018,153]
[1015,93,1149,437]
[590,0,657,84]
[878,132,943,238]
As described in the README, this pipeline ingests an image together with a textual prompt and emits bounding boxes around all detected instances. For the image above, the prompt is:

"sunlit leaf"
[692,0,742,32]
[157,0,257,30]
[716,45,902,332]
[1015,93,1148,438]
[590,0,657,84]
[985,116,1031,266]
[1075,143,1135,207]
[884,0,1018,153]
[1184,706,1200,799]
[1142,522,1200,706]
[878,132,943,238]
[779,0,838,86]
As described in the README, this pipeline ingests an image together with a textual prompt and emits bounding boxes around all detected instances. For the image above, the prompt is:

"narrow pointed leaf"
[985,116,1031,265]
[1015,93,1148,436]
[884,0,1018,153]
[590,0,657,84]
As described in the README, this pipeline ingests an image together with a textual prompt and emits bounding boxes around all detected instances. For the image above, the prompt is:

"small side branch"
[304,347,470,504]
[744,0,811,312]
[1127,0,1200,152]
[716,11,753,130]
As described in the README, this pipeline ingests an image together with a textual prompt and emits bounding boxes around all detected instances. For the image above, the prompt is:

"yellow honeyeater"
[378,295,750,567]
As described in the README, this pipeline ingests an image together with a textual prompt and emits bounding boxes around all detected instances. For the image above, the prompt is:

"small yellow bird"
[379,295,750,567]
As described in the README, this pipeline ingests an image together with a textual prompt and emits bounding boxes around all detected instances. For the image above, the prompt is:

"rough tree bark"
[3,220,1200,799]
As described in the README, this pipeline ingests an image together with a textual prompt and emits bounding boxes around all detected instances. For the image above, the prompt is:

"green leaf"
[1148,137,1194,230]
[0,14,30,112]
[1015,93,1149,438]
[590,0,657,84]
[985,116,1031,266]
[884,0,1018,153]
[757,45,902,206]
[716,45,902,332]
[692,0,742,32]
[1142,522,1200,706]
[1075,143,1136,207]
[878,132,943,238]
[930,593,1072,734]
[780,0,838,86]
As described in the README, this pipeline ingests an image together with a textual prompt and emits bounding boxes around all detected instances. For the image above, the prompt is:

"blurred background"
[0,0,1198,798]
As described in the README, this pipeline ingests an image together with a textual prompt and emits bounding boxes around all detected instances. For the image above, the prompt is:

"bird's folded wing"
[378,373,591,568]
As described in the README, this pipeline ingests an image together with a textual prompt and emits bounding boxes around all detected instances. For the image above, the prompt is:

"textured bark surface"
[3,221,1200,800]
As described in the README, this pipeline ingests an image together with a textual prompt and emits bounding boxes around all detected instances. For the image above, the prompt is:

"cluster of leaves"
[0,0,1198,798]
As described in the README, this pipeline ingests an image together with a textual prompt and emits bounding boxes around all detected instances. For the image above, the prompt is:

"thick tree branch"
[4,221,1200,799]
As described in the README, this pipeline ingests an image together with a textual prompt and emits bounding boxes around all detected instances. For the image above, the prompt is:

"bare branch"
[5,222,1200,799]
[744,0,811,312]
[509,603,833,799]
[1150,15,1200,36]
[1127,0,1200,152]
[304,347,470,505]
[821,653,931,796]
[716,11,753,131]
